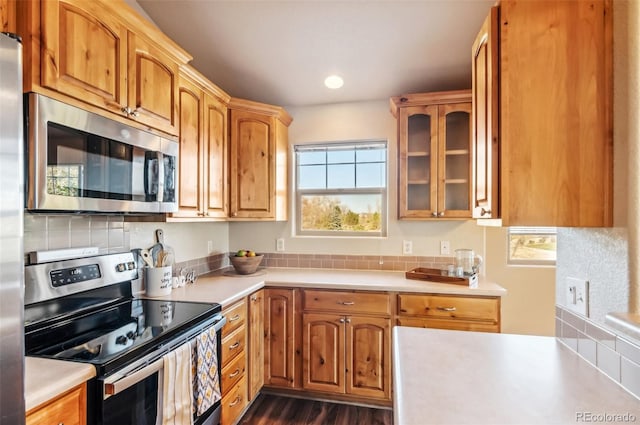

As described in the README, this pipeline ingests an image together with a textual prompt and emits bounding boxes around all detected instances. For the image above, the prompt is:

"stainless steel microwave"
[25,93,178,213]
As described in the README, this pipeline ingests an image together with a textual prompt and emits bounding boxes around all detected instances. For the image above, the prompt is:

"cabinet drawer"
[398,294,499,322]
[222,299,247,338]
[26,383,85,425]
[221,325,246,367]
[221,351,246,396]
[397,317,500,333]
[303,289,391,315]
[221,376,248,425]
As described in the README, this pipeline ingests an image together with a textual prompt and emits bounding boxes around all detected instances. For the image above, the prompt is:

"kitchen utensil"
[149,243,163,267]
[155,229,175,266]
[140,249,154,268]
[454,249,483,275]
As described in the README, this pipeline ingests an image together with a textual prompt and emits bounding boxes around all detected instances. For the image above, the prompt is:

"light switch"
[565,277,589,317]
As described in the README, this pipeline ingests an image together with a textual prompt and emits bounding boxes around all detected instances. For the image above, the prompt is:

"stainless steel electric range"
[24,251,225,425]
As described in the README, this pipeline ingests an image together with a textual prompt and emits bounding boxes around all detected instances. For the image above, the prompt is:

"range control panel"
[50,264,101,287]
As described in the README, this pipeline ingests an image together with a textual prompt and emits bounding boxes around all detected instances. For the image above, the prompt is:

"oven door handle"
[103,357,164,398]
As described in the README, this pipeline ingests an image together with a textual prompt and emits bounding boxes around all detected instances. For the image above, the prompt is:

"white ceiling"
[135,0,494,107]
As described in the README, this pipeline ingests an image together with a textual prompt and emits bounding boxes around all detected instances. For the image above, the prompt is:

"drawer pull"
[339,301,355,306]
[436,306,457,312]
[229,342,240,350]
[229,396,241,407]
[229,369,240,378]
[229,314,241,322]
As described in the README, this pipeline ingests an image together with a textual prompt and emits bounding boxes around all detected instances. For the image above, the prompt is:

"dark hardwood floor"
[237,394,393,425]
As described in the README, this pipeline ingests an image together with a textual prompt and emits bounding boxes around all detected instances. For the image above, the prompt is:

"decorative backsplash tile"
[556,305,640,399]
[24,214,130,263]
[175,251,458,279]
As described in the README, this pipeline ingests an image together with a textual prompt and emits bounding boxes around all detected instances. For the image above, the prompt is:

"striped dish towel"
[162,341,193,425]
[192,326,222,416]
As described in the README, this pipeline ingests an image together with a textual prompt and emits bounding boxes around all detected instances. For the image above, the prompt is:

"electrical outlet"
[276,238,285,252]
[440,240,450,255]
[402,240,413,255]
[207,240,213,253]
[566,277,589,317]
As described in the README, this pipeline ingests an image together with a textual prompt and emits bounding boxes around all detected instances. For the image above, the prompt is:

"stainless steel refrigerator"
[0,32,25,425]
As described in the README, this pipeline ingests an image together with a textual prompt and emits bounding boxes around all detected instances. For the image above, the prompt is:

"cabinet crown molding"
[390,89,471,118]
[229,97,293,126]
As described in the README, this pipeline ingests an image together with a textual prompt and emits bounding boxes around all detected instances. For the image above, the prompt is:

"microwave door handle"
[103,357,164,398]
[157,152,165,203]
[144,155,158,198]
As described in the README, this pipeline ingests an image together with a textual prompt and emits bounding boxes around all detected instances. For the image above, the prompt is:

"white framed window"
[295,141,387,237]
[508,227,557,265]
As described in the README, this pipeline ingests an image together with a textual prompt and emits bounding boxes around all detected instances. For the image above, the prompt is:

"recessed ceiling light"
[324,75,344,89]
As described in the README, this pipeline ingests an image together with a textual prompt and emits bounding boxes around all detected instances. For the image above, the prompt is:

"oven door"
[98,317,225,425]
[26,92,178,214]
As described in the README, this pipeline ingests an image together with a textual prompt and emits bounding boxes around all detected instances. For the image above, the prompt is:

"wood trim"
[228,97,292,126]
[390,89,471,117]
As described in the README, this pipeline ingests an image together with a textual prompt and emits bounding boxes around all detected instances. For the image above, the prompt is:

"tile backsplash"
[557,305,640,399]
[24,214,130,262]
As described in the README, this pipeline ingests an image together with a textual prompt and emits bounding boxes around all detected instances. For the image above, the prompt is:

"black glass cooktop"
[25,295,220,376]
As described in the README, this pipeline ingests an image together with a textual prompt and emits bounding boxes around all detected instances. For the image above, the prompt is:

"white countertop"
[24,267,505,413]
[24,357,96,412]
[145,267,507,307]
[393,327,640,425]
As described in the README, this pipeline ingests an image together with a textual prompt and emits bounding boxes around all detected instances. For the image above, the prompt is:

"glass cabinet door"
[398,105,438,218]
[438,103,472,218]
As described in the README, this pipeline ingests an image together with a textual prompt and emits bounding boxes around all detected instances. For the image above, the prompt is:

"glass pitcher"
[455,249,483,275]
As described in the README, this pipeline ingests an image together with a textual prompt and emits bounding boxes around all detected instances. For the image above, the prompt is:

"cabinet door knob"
[480,208,492,216]
[438,212,444,217]
[432,212,438,217]
[121,106,130,115]
[345,317,351,323]
[339,318,345,323]
[130,109,139,117]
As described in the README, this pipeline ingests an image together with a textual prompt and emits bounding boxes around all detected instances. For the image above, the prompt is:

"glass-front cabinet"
[392,90,472,219]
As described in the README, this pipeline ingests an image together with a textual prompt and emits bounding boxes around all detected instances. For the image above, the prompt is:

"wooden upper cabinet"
[40,0,127,113]
[473,0,613,226]
[392,91,472,220]
[24,0,191,136]
[228,99,291,220]
[127,33,178,134]
[204,91,228,217]
[471,6,499,220]
[176,72,203,218]
[1,0,17,33]
[172,65,229,220]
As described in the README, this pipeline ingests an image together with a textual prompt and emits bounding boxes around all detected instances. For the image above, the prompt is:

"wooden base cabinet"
[397,293,501,333]
[26,383,86,425]
[301,290,391,401]
[472,1,613,226]
[221,299,248,425]
[264,288,300,388]
[248,290,264,400]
